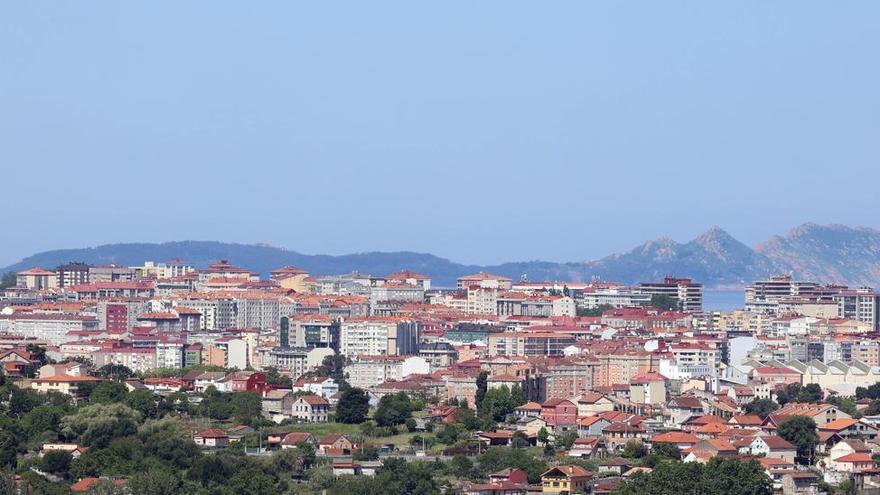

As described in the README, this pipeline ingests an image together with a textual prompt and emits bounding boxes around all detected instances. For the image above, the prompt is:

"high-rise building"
[639,276,703,313]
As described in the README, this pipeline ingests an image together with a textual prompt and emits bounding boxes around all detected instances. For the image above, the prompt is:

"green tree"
[777,415,819,464]
[264,367,293,388]
[96,364,135,381]
[649,294,679,311]
[229,392,262,424]
[374,392,413,427]
[537,427,549,448]
[616,457,772,495]
[336,387,370,424]
[41,451,72,475]
[123,389,158,418]
[474,371,488,409]
[0,272,16,289]
[61,403,141,448]
[743,398,779,419]
[652,441,682,460]
[623,440,649,459]
[90,380,129,403]
[554,431,579,451]
[353,444,379,461]
[128,468,181,495]
[478,446,549,483]
[25,344,49,365]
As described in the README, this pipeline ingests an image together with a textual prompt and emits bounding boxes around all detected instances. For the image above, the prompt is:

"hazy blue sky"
[2,2,879,267]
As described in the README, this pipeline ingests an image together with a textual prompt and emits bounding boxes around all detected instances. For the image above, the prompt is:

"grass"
[270,422,363,438]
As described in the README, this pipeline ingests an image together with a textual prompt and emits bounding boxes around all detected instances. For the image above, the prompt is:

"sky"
[2,2,879,267]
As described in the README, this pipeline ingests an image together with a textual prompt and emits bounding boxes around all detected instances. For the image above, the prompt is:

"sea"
[703,289,744,312]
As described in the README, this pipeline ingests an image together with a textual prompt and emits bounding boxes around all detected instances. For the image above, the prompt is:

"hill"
[3,223,880,287]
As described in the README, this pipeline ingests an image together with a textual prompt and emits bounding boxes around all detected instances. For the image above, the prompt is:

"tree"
[511,430,530,448]
[649,294,679,311]
[124,389,158,418]
[479,385,519,421]
[336,388,370,424]
[25,344,49,365]
[61,403,141,448]
[799,383,823,403]
[97,364,135,381]
[827,395,860,418]
[537,427,549,448]
[478,446,549,483]
[90,380,128,403]
[128,468,181,495]
[0,272,16,290]
[474,371,488,409]
[41,451,72,475]
[743,398,779,419]
[651,441,682,461]
[264,367,293,388]
[623,440,649,459]
[616,457,772,495]
[229,392,262,425]
[777,415,819,464]
[374,392,413,427]
[554,431,578,451]
[353,444,379,461]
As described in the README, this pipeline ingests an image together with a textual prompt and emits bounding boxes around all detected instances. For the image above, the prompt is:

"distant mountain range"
[3,223,880,288]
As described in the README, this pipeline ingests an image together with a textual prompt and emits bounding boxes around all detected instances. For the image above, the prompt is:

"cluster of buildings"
[6,260,880,493]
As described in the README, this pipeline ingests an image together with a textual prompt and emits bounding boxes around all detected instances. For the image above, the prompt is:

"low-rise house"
[728,414,763,429]
[425,405,459,425]
[464,481,528,495]
[193,429,229,448]
[293,376,340,399]
[70,478,127,493]
[749,435,797,463]
[30,375,101,399]
[292,395,330,423]
[143,377,184,393]
[514,401,542,419]
[828,452,874,473]
[602,421,645,451]
[280,432,318,449]
[478,430,513,446]
[262,389,296,423]
[541,465,593,494]
[193,371,228,392]
[650,431,700,450]
[540,399,577,432]
[41,443,88,459]
[488,468,528,485]
[318,434,358,456]
[575,393,615,417]
[578,416,611,438]
[568,437,601,458]
[598,457,631,475]
[820,418,878,439]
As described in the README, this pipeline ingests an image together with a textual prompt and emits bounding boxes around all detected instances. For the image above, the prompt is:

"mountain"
[756,223,880,287]
[2,223,880,287]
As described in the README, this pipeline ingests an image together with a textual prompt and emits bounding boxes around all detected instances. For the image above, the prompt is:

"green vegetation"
[775,383,822,406]
[777,415,819,464]
[743,398,779,419]
[615,457,772,495]
[336,388,370,424]
[648,294,679,311]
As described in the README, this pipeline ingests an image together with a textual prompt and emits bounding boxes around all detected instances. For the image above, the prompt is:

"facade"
[639,276,703,313]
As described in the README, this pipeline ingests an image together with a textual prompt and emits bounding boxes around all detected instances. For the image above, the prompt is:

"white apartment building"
[0,313,99,345]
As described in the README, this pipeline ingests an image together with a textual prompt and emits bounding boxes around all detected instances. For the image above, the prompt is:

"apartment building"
[0,313,99,345]
[639,276,703,313]
[338,318,421,357]
[55,263,91,287]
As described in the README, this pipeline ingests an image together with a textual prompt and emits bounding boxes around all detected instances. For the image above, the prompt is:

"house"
[749,435,797,463]
[226,425,255,443]
[728,415,763,429]
[193,371,228,392]
[515,401,543,419]
[292,395,330,423]
[262,389,296,423]
[318,434,358,456]
[0,348,35,377]
[488,468,528,485]
[828,452,874,473]
[193,429,230,448]
[667,396,705,426]
[687,439,737,460]
[228,371,268,393]
[37,361,85,378]
[819,418,878,439]
[293,376,340,399]
[650,431,700,450]
[142,377,184,393]
[602,421,645,451]
[425,406,459,424]
[540,399,577,432]
[575,393,614,417]
[727,385,756,405]
[598,457,631,475]
[514,415,548,437]
[30,375,101,398]
[568,437,601,458]
[41,443,88,459]
[780,471,820,495]
[541,465,593,494]
[578,416,611,438]
[280,432,318,449]
[479,430,514,446]
[69,478,127,493]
